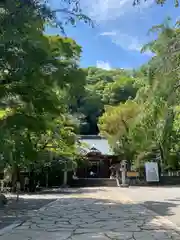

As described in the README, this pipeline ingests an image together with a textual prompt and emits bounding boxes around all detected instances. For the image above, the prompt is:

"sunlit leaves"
[0,0,87,171]
[98,22,180,170]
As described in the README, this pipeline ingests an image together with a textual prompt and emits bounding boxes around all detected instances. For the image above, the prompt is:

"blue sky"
[47,0,179,70]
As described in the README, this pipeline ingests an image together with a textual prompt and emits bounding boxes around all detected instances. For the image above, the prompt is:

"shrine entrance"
[88,161,100,178]
[77,151,118,179]
[76,136,120,179]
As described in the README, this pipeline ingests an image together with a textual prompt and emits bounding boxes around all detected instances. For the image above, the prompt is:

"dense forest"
[71,67,137,135]
[0,0,179,189]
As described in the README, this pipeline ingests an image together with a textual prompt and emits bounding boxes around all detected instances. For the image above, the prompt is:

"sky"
[47,0,179,70]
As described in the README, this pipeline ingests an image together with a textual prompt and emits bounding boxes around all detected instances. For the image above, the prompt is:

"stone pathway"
[0,195,53,230]
[1,187,180,240]
[0,188,78,230]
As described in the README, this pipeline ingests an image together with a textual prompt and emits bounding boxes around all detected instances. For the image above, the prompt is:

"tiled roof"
[78,135,113,155]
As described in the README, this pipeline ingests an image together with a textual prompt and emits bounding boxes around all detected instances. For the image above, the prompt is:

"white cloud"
[100,31,154,56]
[82,0,153,22]
[96,61,111,70]
[81,0,155,57]
[100,31,117,36]
[143,50,154,56]
[111,33,142,51]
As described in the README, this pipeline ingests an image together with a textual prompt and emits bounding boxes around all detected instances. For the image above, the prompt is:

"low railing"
[126,171,180,186]
[161,171,180,176]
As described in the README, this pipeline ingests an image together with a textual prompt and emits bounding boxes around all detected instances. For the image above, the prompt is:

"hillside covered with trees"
[70,67,137,135]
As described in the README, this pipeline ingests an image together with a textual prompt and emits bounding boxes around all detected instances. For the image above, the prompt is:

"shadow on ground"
[0,187,109,230]
[142,200,178,217]
[1,187,180,239]
[167,197,180,202]
[0,196,53,230]
[2,195,179,239]
[15,187,109,195]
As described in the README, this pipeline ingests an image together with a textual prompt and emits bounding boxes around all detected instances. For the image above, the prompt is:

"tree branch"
[51,8,94,27]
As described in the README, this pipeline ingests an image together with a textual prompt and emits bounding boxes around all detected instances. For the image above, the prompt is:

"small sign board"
[145,162,159,182]
[127,171,139,177]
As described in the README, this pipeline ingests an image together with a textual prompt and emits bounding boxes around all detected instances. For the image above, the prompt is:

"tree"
[139,21,180,168]
[71,67,137,135]
[99,100,140,164]
[133,0,179,7]
[102,75,137,105]
[0,0,89,189]
[98,21,180,172]
[127,21,180,170]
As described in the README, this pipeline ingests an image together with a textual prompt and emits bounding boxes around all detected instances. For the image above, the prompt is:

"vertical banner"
[145,162,159,182]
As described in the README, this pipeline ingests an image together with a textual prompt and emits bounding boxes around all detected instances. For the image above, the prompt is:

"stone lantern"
[120,160,129,187]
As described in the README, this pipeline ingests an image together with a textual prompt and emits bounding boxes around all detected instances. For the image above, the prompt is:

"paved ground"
[0,189,77,230]
[1,187,180,240]
[0,195,52,230]
[119,186,180,227]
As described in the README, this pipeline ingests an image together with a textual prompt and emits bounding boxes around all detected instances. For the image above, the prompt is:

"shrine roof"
[78,135,114,156]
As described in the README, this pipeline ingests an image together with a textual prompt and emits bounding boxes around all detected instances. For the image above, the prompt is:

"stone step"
[70,178,117,187]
